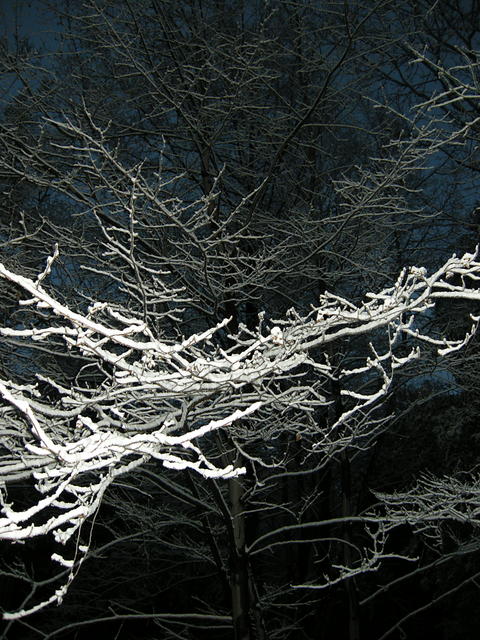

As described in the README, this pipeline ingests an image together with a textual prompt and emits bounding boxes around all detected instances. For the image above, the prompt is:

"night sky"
[1,0,60,51]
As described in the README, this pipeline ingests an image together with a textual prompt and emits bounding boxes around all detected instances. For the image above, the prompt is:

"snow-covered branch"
[0,247,479,617]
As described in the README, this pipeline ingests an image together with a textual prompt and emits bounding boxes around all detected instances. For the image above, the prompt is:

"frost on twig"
[373,472,480,545]
[293,521,417,591]
[0,248,479,617]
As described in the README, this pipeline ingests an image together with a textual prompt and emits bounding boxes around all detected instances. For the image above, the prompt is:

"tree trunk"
[229,475,251,640]
[340,451,361,640]
[331,374,361,640]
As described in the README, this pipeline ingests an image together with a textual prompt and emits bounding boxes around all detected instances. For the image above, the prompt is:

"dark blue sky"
[0,0,62,105]
[1,0,60,50]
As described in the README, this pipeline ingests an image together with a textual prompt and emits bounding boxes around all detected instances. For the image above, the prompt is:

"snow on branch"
[372,472,480,546]
[0,248,479,617]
